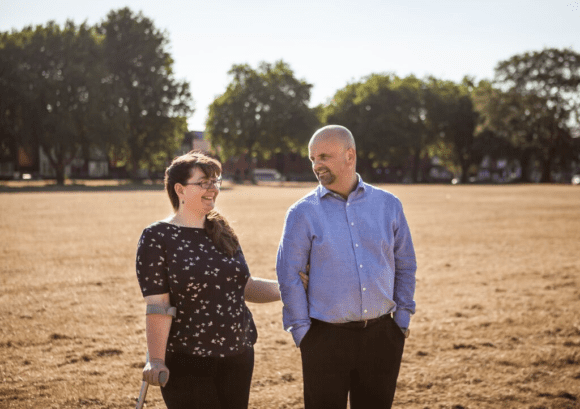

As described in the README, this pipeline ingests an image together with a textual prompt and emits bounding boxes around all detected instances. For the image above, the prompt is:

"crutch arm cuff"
[146,304,176,318]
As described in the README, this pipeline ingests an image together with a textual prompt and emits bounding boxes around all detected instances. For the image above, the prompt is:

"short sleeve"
[136,227,170,296]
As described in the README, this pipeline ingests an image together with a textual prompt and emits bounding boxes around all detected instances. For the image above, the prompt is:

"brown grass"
[1,184,579,409]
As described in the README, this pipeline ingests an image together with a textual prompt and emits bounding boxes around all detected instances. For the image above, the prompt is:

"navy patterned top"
[136,221,257,358]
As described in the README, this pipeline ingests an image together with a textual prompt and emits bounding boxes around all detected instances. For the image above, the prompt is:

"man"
[276,125,416,409]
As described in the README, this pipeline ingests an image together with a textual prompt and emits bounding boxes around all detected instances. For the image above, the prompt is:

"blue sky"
[1,0,579,130]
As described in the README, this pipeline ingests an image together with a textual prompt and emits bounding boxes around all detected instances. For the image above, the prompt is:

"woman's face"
[180,167,220,215]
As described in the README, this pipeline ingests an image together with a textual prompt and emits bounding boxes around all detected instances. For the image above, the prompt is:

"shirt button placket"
[348,208,366,316]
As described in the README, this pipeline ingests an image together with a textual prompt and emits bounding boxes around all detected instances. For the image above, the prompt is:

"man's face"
[308,136,351,188]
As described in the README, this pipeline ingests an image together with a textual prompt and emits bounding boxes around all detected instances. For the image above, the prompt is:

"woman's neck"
[168,210,206,228]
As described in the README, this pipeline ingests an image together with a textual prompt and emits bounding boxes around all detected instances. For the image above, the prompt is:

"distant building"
[0,145,37,179]
[178,131,211,156]
[39,146,109,179]
[192,131,211,153]
[4,130,208,180]
[222,152,314,182]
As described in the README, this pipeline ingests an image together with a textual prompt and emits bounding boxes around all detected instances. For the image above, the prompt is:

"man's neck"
[327,174,358,200]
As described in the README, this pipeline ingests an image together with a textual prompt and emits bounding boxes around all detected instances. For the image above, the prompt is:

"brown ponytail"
[165,151,240,257]
[204,210,240,257]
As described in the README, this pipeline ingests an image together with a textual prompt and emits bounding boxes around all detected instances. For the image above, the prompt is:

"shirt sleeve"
[392,200,417,329]
[136,227,170,297]
[276,206,312,347]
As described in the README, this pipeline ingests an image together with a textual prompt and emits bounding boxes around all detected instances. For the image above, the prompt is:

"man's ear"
[346,147,356,166]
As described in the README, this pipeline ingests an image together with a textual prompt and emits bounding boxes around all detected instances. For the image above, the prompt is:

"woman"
[136,151,282,409]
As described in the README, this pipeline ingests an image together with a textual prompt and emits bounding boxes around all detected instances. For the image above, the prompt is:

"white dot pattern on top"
[136,221,257,358]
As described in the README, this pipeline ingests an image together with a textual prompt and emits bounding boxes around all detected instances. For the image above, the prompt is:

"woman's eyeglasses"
[183,179,222,190]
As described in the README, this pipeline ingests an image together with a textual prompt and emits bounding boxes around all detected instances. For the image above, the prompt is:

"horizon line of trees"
[206,50,580,184]
[2,7,579,184]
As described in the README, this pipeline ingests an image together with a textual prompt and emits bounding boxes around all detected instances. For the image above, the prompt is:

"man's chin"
[318,176,335,186]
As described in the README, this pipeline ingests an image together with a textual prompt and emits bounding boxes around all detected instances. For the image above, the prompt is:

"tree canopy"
[0,8,193,183]
[487,48,580,181]
[206,60,318,165]
[99,8,193,176]
[2,12,578,186]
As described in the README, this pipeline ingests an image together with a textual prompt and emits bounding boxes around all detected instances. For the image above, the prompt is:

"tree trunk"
[129,131,144,181]
[54,163,66,185]
[540,147,553,183]
[411,149,421,183]
[41,144,67,185]
[519,149,532,183]
[358,155,374,182]
[247,140,257,183]
[130,156,142,181]
[460,159,470,184]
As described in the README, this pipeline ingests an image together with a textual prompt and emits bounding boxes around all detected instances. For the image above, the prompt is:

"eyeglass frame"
[182,178,222,190]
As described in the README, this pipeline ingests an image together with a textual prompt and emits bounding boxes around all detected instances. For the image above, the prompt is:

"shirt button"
[355,243,359,247]
[363,288,366,291]
[359,264,363,268]
[364,309,368,313]
[347,203,350,206]
[351,222,354,226]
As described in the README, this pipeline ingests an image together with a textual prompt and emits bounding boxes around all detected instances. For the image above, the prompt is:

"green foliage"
[323,73,478,182]
[0,8,193,183]
[99,8,193,177]
[477,47,580,182]
[206,60,318,164]
[0,21,117,183]
[424,76,478,183]
[324,74,429,179]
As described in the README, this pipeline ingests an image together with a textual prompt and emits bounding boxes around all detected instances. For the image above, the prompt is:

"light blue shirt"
[276,175,417,346]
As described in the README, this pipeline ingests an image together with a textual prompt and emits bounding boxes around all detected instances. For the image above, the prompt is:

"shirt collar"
[317,173,366,200]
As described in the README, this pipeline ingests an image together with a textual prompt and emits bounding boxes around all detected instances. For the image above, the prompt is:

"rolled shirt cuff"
[290,324,311,347]
[393,309,411,329]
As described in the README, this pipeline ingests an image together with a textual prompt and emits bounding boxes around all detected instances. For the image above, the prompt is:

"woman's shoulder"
[141,220,209,244]
[143,220,171,231]
[140,220,182,237]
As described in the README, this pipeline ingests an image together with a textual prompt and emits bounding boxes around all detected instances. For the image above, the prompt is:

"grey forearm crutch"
[136,304,175,407]
[135,352,168,409]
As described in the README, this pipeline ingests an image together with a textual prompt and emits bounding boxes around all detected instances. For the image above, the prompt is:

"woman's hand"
[299,264,310,290]
[142,358,170,387]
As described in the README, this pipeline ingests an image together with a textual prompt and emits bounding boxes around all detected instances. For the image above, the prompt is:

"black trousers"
[161,347,254,409]
[300,315,405,409]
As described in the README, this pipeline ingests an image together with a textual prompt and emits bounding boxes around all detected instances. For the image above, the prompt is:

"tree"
[493,48,580,182]
[0,31,26,170]
[206,61,318,173]
[424,77,478,183]
[100,8,193,178]
[324,74,434,182]
[0,21,116,184]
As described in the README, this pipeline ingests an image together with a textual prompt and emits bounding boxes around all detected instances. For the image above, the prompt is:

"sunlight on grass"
[1,184,579,408]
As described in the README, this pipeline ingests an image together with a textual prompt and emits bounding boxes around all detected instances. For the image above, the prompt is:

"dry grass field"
[1,183,579,409]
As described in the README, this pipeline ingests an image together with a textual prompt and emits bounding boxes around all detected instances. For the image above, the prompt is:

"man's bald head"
[309,125,356,152]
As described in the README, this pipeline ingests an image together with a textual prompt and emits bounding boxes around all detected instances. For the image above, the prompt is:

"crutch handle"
[135,368,168,408]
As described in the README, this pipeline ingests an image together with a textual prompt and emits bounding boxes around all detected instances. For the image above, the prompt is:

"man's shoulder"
[288,188,320,213]
[363,182,401,204]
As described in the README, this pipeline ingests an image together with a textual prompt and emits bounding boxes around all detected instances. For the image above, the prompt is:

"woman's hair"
[164,151,239,256]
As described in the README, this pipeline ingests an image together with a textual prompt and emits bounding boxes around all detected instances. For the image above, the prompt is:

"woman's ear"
[174,183,184,197]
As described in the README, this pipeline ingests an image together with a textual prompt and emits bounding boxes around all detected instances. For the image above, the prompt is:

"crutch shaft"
[135,380,149,409]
